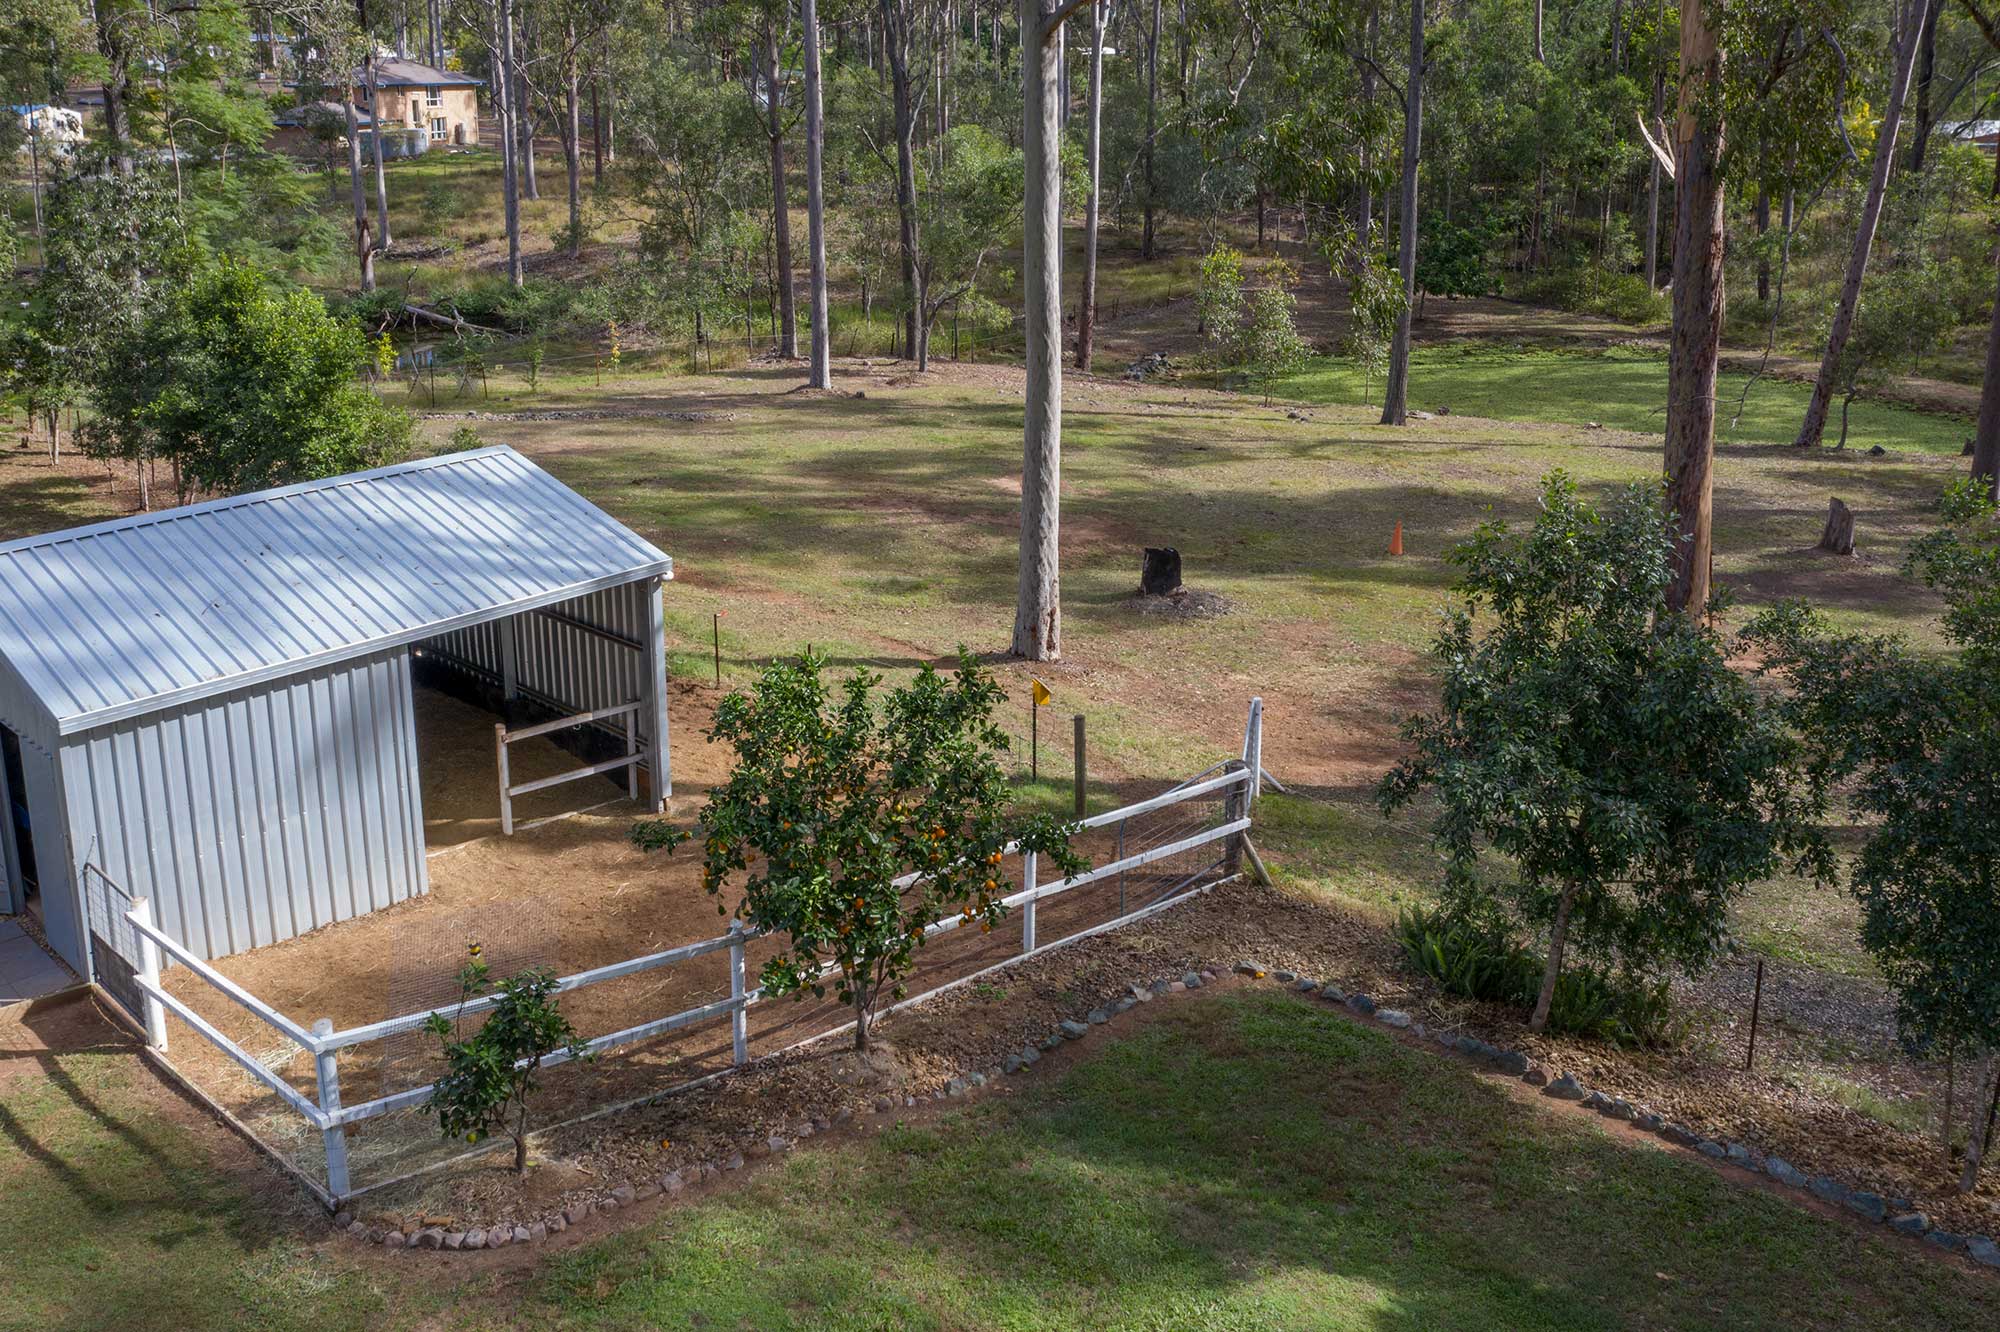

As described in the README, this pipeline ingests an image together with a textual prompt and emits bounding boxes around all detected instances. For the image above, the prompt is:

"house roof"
[0,447,671,734]
[360,59,482,89]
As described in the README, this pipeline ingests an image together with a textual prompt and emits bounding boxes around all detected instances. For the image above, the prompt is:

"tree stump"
[1140,547,1182,595]
[1818,498,1856,556]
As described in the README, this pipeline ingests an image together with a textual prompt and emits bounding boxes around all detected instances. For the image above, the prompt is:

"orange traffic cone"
[1389,521,1404,556]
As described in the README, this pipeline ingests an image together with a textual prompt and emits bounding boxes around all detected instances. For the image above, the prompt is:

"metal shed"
[0,445,673,981]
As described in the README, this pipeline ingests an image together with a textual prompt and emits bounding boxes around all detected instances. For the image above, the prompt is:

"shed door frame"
[0,724,24,916]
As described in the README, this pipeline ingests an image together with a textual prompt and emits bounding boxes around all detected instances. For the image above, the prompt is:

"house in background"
[1941,119,2000,155]
[268,100,371,156]
[355,59,480,147]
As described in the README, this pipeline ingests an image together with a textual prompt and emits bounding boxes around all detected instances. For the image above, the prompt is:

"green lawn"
[522,990,1993,1330]
[1276,345,1971,457]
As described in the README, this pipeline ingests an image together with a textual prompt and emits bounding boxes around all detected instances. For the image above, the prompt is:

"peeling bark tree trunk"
[1075,0,1106,370]
[1381,0,1423,426]
[1972,256,2000,491]
[1907,0,1942,174]
[1141,0,1161,259]
[1530,886,1577,1032]
[1962,1055,2000,1193]
[804,0,833,388]
[562,31,583,259]
[883,0,922,358]
[496,0,524,288]
[344,99,377,291]
[1664,0,1725,616]
[363,30,392,250]
[1643,0,1666,289]
[1015,0,1064,661]
[1755,186,1771,302]
[762,23,799,359]
[1795,0,1924,449]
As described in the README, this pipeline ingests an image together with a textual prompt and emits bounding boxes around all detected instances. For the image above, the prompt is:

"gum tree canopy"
[1381,473,1827,1031]
[635,649,1083,1051]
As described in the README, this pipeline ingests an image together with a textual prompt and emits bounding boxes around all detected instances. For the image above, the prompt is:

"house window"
[425,85,443,107]
[430,116,447,142]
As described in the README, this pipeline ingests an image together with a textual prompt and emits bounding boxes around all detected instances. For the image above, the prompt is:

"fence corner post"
[312,1017,351,1203]
[728,922,748,1067]
[1244,697,1264,807]
[1022,851,1039,954]
[494,721,514,836]
[1223,760,1249,877]
[131,896,168,1052]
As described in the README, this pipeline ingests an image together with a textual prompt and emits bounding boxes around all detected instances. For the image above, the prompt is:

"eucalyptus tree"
[803,0,833,386]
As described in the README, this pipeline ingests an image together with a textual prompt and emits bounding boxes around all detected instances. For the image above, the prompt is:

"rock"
[1347,993,1377,1016]
[812,1116,831,1132]
[1320,985,1347,1003]
[1967,1236,2000,1268]
[945,1078,968,1098]
[384,1231,406,1250]
[1761,1156,1805,1188]
[1582,1091,1612,1112]
[1604,1099,1637,1123]
[1200,969,1218,982]
[1496,1051,1531,1076]
[1004,1054,1024,1074]
[487,1227,511,1249]
[1412,1023,1428,1040]
[1021,1045,1042,1066]
[1378,1009,1413,1029]
[1585,421,1602,429]
[416,1228,444,1250]
[346,1221,368,1238]
[1233,961,1261,976]
[1522,1066,1551,1088]
[332,1210,354,1229]
[1924,1230,1968,1254]
[1274,970,1298,985]
[1040,1034,1063,1052]
[1060,1020,1089,1039]
[1697,1141,1727,1160]
[1150,979,1173,997]
[1867,444,1887,457]
[1169,981,1187,993]
[1660,1124,1700,1147]
[1543,1074,1588,1102]
[795,1121,815,1139]
[611,1183,637,1206]
[443,1231,465,1250]
[662,1170,685,1193]
[724,1152,745,1171]
[1888,1212,1930,1236]
[872,1095,895,1114]
[968,1072,987,1088]
[530,1222,547,1242]
[1808,1175,1849,1206]
[1114,996,1137,1014]
[512,1226,532,1244]
[1452,1036,1485,1056]
[466,1228,488,1248]
[1724,1143,1757,1167]
[1086,1008,1111,1025]
[1182,972,1202,988]
[634,1181,660,1201]
[1635,1113,1664,1133]
[1128,983,1153,1003]
[1295,978,1319,994]
[834,1107,854,1123]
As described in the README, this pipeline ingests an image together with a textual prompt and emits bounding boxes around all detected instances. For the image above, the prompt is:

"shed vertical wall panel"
[58,649,429,961]
[421,582,655,752]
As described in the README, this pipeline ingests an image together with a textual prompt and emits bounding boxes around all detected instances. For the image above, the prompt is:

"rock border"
[334,959,2000,1271]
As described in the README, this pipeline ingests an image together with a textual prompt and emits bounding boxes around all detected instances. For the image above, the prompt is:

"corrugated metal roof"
[0,446,672,734]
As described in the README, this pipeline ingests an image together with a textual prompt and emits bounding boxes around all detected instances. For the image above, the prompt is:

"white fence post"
[1021,851,1038,954]
[313,1017,352,1201]
[131,897,167,1052]
[728,922,748,1066]
[1244,697,1264,806]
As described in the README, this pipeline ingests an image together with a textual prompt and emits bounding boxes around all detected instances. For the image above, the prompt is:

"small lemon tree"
[635,649,1084,1051]
[423,950,590,1174]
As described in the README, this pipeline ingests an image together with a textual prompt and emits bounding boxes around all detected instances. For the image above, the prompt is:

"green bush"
[1393,904,1682,1048]
[1515,265,1667,325]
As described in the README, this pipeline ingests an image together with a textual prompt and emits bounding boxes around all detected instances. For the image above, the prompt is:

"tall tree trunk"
[496,0,524,288]
[1961,1055,2000,1193]
[1664,0,1725,616]
[590,76,605,187]
[1755,185,1771,302]
[1381,0,1423,426]
[1141,0,1160,259]
[1529,886,1577,1032]
[1795,0,1924,449]
[1971,256,2000,488]
[344,99,377,290]
[362,24,393,250]
[1075,0,1106,370]
[1358,2,1377,248]
[562,46,583,258]
[763,23,799,359]
[1015,0,1064,661]
[518,66,540,200]
[804,0,833,388]
[1906,0,1942,174]
[92,0,134,175]
[1533,0,1545,61]
[883,0,922,358]
[1644,0,1666,288]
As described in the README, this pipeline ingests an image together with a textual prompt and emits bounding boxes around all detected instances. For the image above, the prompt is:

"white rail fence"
[493,698,644,835]
[107,699,1269,1207]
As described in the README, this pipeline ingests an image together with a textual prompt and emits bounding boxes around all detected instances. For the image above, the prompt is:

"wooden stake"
[1073,713,1086,817]
[1744,957,1764,1071]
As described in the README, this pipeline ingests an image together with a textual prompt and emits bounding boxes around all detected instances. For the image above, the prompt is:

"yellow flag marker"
[1031,678,1052,707]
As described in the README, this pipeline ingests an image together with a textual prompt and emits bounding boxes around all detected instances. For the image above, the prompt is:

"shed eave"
[51,557,672,736]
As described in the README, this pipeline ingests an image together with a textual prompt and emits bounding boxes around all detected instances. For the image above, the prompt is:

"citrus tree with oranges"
[635,648,1084,1051]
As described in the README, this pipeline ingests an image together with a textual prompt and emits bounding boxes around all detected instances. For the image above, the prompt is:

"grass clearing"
[520,990,1995,1330]
[1276,344,1971,457]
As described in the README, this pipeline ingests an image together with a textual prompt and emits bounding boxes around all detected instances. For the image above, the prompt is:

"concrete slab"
[0,918,78,1002]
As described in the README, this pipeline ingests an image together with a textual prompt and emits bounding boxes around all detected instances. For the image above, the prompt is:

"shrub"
[1394,904,1682,1048]
[1195,244,1246,356]
[1515,265,1667,325]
